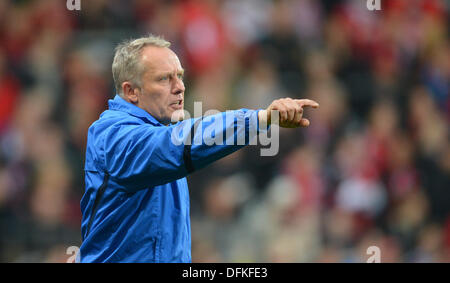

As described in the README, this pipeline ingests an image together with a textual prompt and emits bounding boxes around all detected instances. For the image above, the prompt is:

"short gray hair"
[112,35,171,95]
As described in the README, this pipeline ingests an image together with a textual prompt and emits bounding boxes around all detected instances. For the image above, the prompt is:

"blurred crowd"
[0,0,448,262]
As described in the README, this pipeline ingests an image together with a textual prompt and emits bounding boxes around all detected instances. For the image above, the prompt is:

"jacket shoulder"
[85,110,145,171]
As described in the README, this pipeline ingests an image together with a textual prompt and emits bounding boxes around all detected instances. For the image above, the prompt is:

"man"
[79,35,319,262]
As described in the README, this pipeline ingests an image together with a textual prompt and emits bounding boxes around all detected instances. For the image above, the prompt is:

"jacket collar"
[108,95,163,126]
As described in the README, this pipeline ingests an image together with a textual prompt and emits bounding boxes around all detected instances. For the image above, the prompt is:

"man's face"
[135,46,185,125]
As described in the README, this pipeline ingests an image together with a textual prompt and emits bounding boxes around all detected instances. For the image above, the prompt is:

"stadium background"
[0,0,448,262]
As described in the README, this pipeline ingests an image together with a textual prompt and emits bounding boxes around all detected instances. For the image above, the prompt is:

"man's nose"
[172,77,185,95]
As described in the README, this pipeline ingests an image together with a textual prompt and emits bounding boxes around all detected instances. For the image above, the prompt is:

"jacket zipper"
[86,172,110,236]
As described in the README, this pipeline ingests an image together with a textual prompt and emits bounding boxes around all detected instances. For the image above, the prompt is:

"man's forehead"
[141,46,182,70]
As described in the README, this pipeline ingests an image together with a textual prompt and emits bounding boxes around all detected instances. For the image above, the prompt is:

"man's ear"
[122,82,139,104]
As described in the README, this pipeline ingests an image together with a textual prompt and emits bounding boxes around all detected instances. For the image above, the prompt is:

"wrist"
[258,109,270,127]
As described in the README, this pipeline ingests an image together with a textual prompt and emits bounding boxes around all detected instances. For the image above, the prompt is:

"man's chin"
[170,109,185,124]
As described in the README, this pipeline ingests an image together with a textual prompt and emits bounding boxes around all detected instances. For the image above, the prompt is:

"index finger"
[294,99,320,108]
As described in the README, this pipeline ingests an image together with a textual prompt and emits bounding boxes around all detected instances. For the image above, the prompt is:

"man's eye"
[159,76,168,81]
[177,74,184,80]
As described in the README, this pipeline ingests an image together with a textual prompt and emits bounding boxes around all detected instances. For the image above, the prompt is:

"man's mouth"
[171,100,183,109]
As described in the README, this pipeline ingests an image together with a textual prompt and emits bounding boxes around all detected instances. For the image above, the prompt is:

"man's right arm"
[102,98,318,192]
[102,109,260,192]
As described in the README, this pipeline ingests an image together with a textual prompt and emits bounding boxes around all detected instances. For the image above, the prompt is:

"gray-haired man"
[80,35,319,262]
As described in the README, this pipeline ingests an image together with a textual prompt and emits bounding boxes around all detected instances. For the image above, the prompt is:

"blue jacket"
[80,95,262,262]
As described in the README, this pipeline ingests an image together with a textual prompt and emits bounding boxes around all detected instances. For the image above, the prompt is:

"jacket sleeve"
[103,109,263,191]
